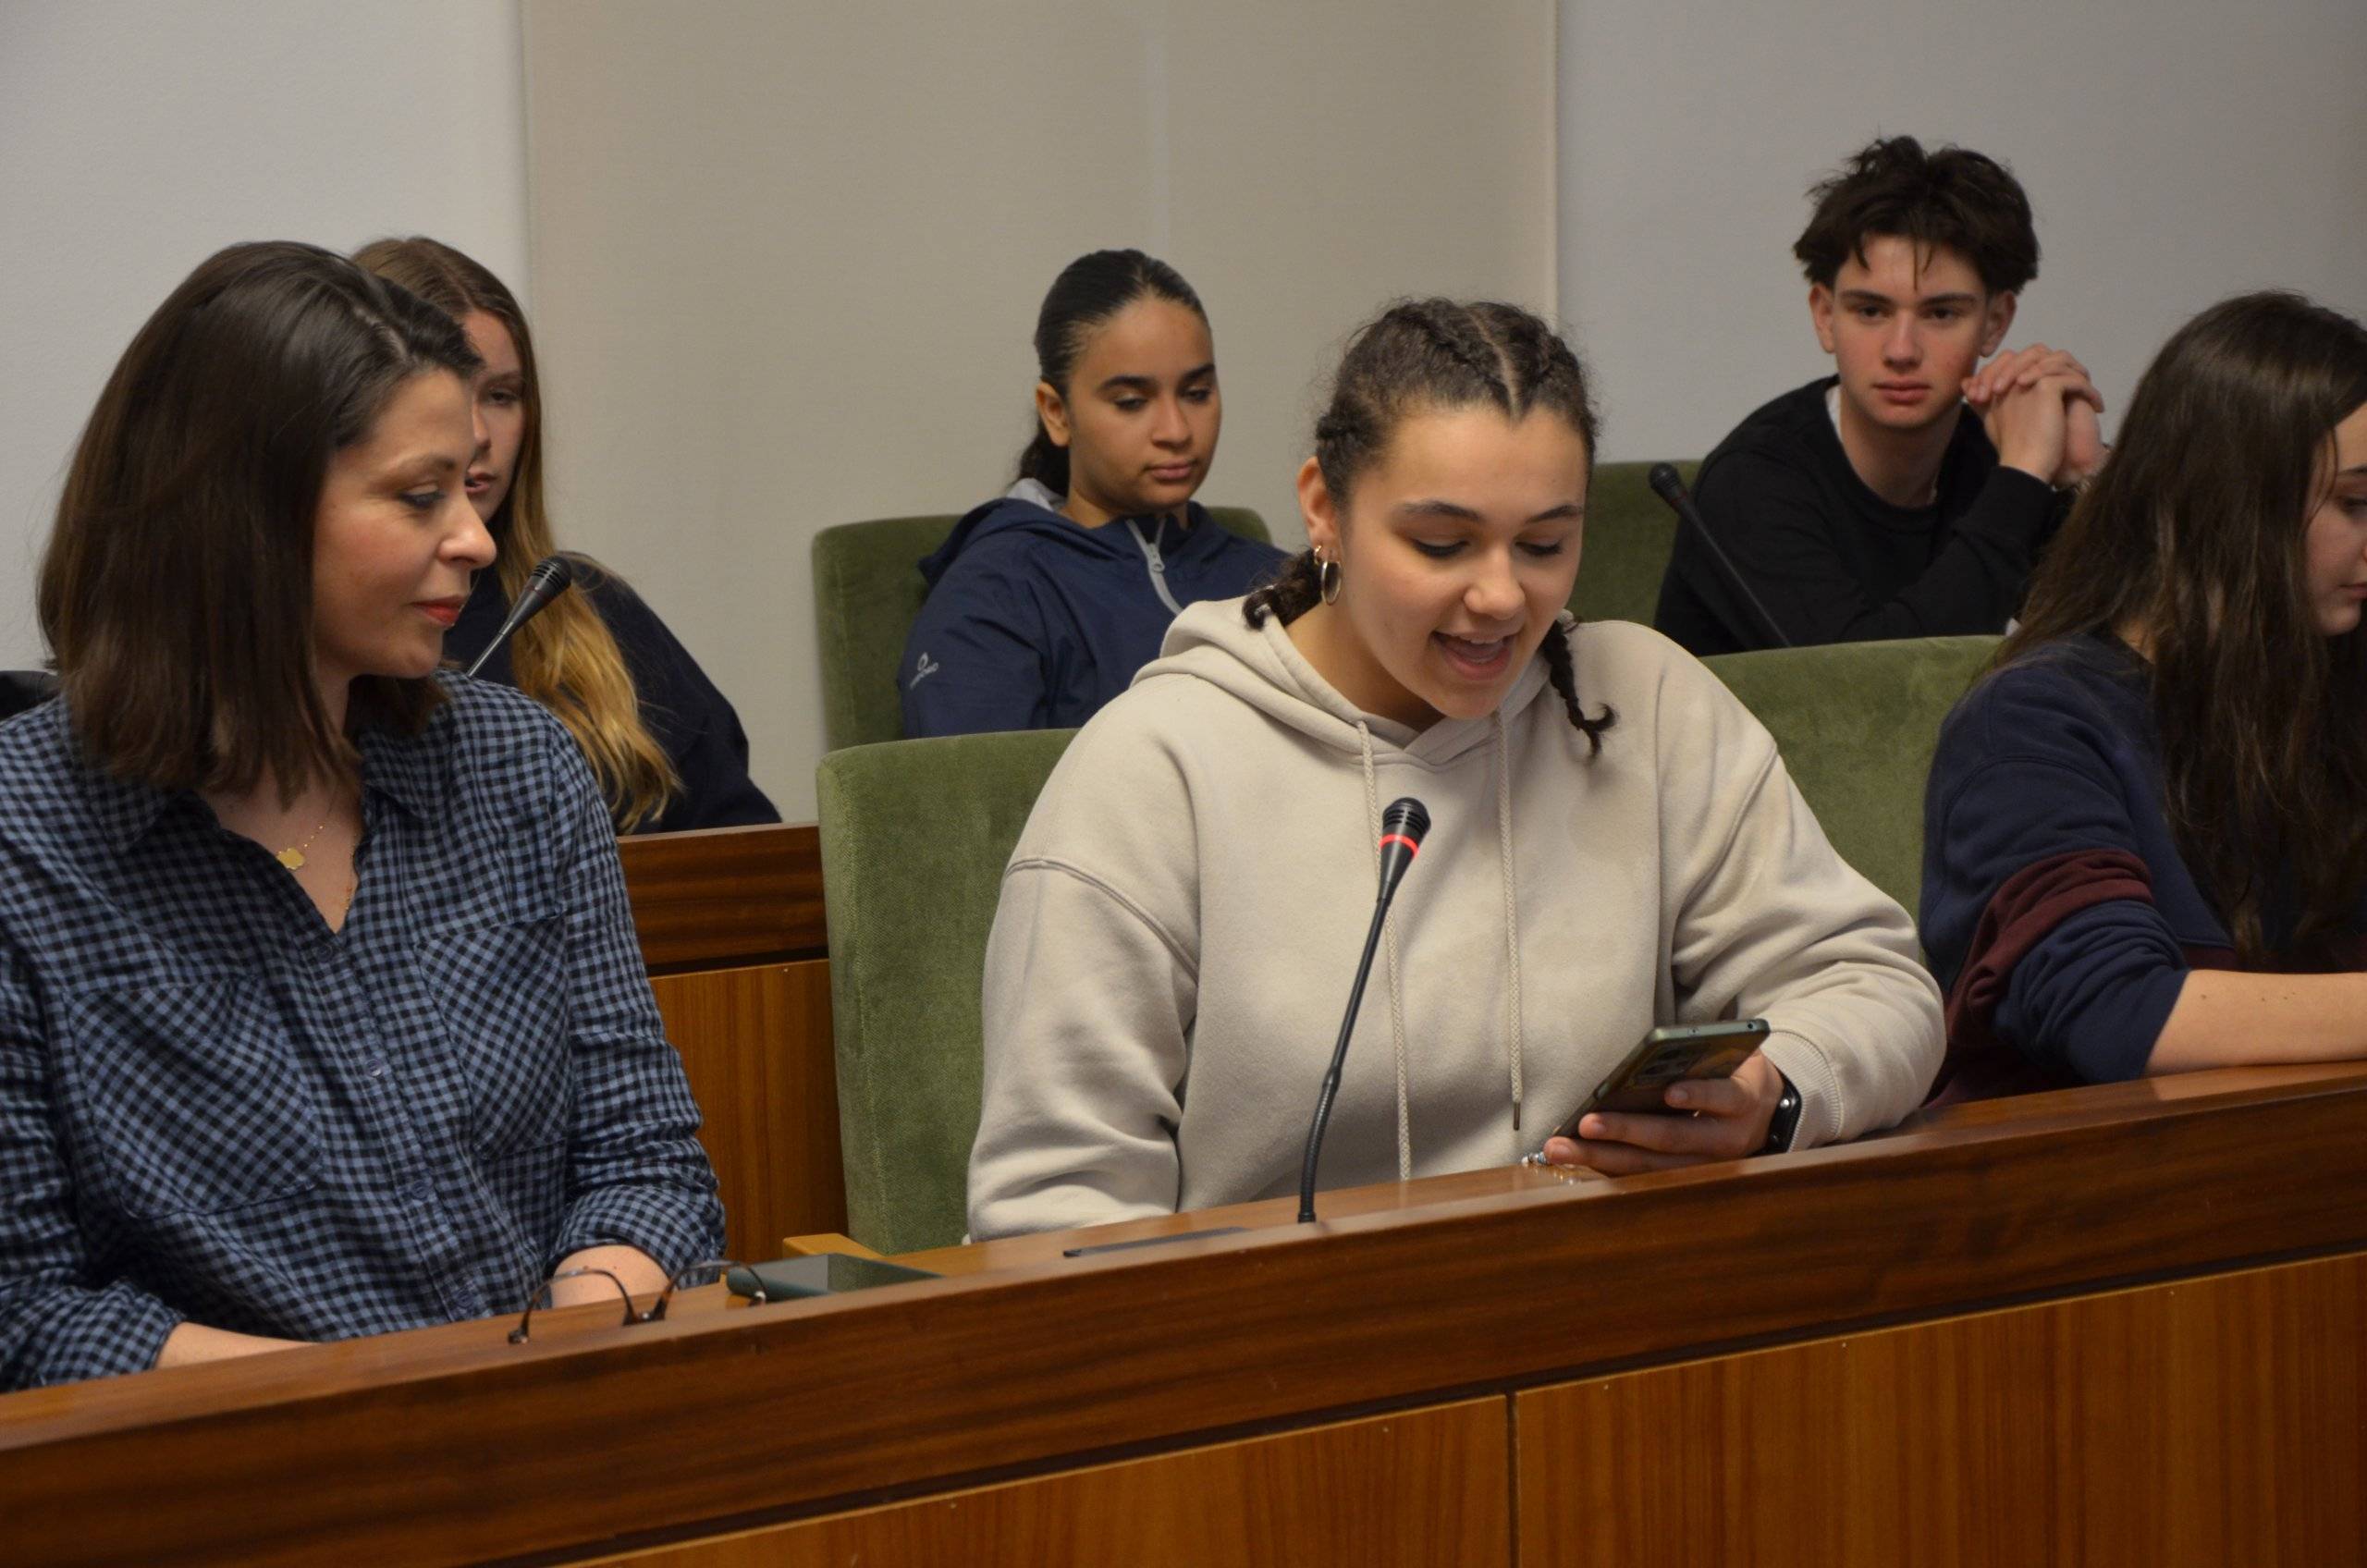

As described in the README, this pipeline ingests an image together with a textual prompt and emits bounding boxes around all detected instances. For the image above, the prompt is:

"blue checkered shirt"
[0,680,724,1388]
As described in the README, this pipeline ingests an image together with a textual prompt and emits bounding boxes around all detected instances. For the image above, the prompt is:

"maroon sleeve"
[1931,849,2156,1103]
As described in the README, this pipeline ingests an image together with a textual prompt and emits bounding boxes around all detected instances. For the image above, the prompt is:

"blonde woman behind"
[354,237,776,834]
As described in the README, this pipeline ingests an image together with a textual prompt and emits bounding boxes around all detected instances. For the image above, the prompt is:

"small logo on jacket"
[909,652,940,690]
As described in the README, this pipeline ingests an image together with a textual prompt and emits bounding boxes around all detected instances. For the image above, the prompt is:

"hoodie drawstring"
[1495,714,1527,1129]
[1355,723,1415,1180]
[1352,714,1527,1177]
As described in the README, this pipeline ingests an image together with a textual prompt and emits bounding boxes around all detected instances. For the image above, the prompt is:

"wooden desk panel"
[6,1065,2365,1567]
[1516,1252,2367,1568]
[619,822,849,1254]
[619,823,827,974]
[587,1397,1509,1568]
[651,958,846,1256]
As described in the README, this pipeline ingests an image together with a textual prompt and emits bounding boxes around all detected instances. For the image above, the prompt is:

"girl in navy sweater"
[1921,291,2367,1098]
[354,238,777,834]
[899,250,1283,737]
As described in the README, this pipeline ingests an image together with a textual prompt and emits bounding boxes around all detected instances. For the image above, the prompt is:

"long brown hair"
[1999,290,2367,960]
[352,237,679,829]
[39,240,478,801]
[1245,298,1613,753]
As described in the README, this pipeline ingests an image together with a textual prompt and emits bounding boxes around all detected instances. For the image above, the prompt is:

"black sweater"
[1654,377,2064,655]
[448,565,778,836]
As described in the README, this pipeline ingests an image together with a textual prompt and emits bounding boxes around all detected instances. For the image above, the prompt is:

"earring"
[1316,549,1343,605]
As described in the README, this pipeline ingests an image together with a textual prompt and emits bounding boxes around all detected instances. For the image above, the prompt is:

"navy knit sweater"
[448,564,777,836]
[1919,634,2367,1099]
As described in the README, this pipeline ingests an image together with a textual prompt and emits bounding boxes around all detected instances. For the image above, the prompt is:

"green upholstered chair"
[817,633,1993,1253]
[1568,459,1696,626]
[811,507,1271,753]
[1701,634,1998,914]
[818,729,1078,1253]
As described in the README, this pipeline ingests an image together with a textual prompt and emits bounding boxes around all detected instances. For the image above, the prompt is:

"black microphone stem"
[1298,881,1402,1224]
[463,557,574,678]
[1649,464,1795,650]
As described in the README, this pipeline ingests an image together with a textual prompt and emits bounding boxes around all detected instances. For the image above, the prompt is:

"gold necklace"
[275,813,332,871]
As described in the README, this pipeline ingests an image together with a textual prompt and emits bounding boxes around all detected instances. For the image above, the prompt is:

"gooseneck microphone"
[1298,797,1432,1224]
[1647,463,1794,650]
[463,556,576,678]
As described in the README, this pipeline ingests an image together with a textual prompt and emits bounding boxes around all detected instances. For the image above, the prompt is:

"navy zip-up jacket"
[899,488,1286,738]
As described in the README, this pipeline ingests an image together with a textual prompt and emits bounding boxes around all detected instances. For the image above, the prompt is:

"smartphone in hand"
[1545,1019,1769,1145]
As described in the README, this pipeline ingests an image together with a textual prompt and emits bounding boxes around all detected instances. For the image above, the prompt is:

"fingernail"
[1667,1085,1691,1108]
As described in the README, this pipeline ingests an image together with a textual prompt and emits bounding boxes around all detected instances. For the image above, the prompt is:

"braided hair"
[1245,299,1614,753]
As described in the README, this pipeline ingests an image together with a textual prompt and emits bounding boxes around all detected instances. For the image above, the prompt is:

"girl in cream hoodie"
[967,300,1943,1240]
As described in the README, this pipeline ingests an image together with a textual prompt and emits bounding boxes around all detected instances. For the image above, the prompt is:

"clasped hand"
[1963,343,2107,490]
[1540,1050,1784,1176]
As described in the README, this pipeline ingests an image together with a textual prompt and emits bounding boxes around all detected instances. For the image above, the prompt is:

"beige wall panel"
[1557,0,2367,461]
[523,1,1556,817]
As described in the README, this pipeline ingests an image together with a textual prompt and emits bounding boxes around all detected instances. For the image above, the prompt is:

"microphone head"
[524,555,574,594]
[1374,797,1430,900]
[1380,797,1430,849]
[1646,463,1686,506]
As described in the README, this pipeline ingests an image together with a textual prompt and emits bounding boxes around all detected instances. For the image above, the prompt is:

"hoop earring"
[1317,551,1343,605]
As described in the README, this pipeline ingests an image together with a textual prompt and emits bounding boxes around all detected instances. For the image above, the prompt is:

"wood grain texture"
[651,959,845,1256]
[1517,1253,2367,1568]
[779,1232,881,1260]
[6,1064,2366,1568]
[619,822,825,974]
[583,1398,1509,1568]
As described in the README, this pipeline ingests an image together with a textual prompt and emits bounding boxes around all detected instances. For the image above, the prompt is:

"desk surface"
[6,1061,2365,1567]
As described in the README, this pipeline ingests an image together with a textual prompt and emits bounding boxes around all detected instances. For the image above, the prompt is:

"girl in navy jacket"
[1921,292,2367,1098]
[900,251,1283,737]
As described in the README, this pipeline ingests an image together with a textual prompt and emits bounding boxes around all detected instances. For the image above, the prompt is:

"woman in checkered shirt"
[0,242,724,1389]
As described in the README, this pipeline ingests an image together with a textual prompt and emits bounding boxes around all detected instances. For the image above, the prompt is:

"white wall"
[0,0,530,668]
[521,0,1558,820]
[1558,0,2367,460]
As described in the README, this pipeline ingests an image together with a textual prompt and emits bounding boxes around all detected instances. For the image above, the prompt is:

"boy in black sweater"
[1654,137,2105,655]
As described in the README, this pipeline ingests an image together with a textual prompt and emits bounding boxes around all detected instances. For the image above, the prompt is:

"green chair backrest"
[817,633,1994,1254]
[1568,459,1696,626]
[812,507,1271,753]
[818,729,1078,1253]
[1701,634,1999,914]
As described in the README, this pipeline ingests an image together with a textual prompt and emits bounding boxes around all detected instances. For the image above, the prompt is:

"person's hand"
[1540,1051,1785,1176]
[2058,392,2106,488]
[1963,344,2105,489]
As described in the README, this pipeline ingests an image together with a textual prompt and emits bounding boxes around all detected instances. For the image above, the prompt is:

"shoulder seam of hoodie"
[1005,855,1199,978]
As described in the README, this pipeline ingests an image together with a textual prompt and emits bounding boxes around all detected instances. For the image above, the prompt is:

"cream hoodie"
[966,601,1943,1239]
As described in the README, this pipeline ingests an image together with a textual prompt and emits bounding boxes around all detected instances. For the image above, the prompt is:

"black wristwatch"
[1761,1070,1803,1155]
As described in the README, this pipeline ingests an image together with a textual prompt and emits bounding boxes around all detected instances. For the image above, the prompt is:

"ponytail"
[1015,424,1070,494]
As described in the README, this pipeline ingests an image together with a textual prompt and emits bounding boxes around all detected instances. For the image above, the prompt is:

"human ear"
[1296,456,1341,557]
[1034,381,1073,449]
[1809,285,1838,355]
[1981,292,2017,357]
